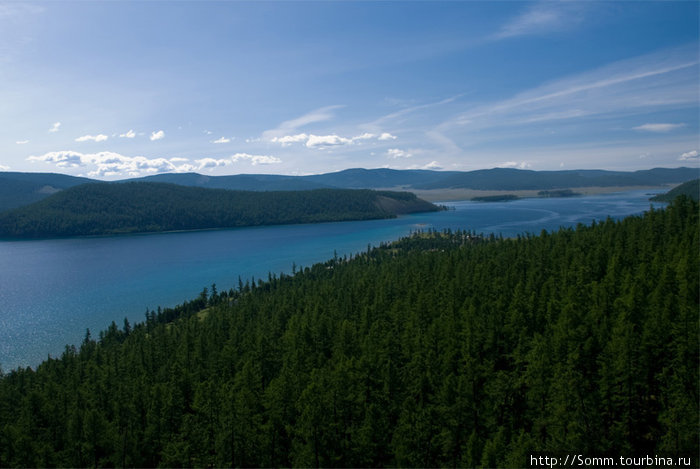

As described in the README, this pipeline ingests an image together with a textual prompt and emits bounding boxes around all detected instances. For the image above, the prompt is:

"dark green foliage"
[0,183,438,238]
[651,179,699,202]
[471,194,519,202]
[537,189,580,198]
[0,198,697,467]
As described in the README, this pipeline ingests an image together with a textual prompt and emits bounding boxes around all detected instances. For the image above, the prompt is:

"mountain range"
[0,166,697,212]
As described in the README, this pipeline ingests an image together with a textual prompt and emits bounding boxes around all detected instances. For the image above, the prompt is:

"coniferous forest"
[0,197,697,467]
[0,183,438,239]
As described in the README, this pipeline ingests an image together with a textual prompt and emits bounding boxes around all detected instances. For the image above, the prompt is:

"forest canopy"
[0,182,438,238]
[0,196,696,467]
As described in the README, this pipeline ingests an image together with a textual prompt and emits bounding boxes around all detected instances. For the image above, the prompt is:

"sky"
[0,1,698,180]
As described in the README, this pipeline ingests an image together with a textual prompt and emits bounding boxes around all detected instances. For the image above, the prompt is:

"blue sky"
[1,1,698,179]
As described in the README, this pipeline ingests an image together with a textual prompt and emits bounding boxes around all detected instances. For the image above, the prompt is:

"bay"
[0,189,664,370]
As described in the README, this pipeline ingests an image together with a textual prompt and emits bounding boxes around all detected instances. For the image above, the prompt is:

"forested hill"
[0,182,438,239]
[1,167,697,211]
[651,178,699,202]
[0,197,696,467]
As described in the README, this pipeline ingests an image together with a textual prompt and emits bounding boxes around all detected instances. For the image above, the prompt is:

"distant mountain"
[0,182,439,239]
[130,172,331,191]
[413,167,700,190]
[651,179,699,202]
[0,172,93,212]
[301,168,463,188]
[0,167,697,212]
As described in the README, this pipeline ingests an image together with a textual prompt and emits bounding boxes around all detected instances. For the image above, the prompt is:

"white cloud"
[306,134,352,148]
[48,122,61,133]
[196,157,231,169]
[498,161,531,169]
[387,148,412,159]
[26,150,196,178]
[150,130,165,141]
[271,133,308,146]
[0,164,10,170]
[679,150,699,161]
[352,133,375,141]
[169,157,190,163]
[378,132,397,141]
[232,153,281,165]
[119,129,136,138]
[15,140,29,144]
[633,123,685,133]
[408,161,442,170]
[211,136,231,144]
[271,132,393,149]
[75,134,108,142]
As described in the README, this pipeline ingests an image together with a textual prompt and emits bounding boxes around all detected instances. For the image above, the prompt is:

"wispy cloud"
[633,123,685,133]
[492,2,587,40]
[378,132,397,141]
[0,163,10,170]
[150,130,165,141]
[75,134,108,142]
[119,129,136,138]
[0,3,44,18]
[438,45,699,136]
[48,122,61,133]
[263,105,344,139]
[211,136,231,144]
[367,94,462,130]
[15,140,29,145]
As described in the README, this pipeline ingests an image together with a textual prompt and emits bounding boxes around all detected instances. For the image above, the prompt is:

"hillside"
[1,167,696,211]
[651,179,699,202]
[0,182,438,239]
[0,197,696,467]
[0,172,93,212]
[413,167,699,190]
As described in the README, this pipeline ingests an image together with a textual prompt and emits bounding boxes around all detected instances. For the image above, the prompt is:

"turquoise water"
[0,189,664,370]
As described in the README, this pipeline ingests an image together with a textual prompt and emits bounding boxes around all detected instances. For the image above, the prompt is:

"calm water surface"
[0,189,664,370]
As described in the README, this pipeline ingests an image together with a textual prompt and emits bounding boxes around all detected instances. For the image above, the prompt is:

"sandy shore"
[395,185,673,202]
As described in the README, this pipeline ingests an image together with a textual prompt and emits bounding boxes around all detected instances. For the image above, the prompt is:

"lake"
[0,189,664,370]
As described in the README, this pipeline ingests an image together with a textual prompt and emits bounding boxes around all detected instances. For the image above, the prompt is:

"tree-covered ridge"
[0,197,697,468]
[1,167,696,212]
[0,182,438,238]
[651,179,699,202]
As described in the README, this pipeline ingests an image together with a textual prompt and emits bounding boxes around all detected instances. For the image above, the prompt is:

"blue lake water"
[0,189,665,370]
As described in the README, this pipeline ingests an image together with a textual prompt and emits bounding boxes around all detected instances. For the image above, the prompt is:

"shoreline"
[402,185,672,202]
